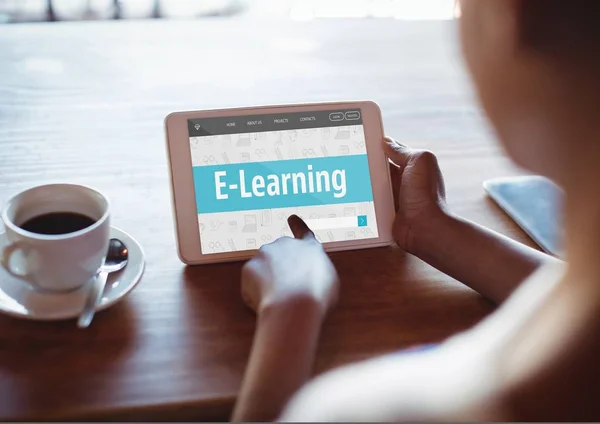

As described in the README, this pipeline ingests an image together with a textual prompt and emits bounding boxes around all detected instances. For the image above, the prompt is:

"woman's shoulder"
[280,334,506,421]
[498,260,600,420]
[280,261,571,422]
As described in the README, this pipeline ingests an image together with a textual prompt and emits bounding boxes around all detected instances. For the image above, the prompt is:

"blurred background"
[0,0,459,23]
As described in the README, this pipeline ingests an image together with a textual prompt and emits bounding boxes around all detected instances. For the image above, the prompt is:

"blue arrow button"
[357,215,368,227]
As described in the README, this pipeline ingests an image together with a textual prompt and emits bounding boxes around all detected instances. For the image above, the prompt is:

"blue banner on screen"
[193,155,374,214]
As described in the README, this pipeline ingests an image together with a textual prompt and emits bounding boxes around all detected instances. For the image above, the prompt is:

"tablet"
[164,101,395,265]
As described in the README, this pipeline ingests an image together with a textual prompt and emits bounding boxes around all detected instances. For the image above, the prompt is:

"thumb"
[287,215,316,240]
[389,160,401,212]
[383,136,412,168]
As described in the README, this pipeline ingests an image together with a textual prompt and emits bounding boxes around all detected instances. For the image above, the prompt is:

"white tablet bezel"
[165,100,395,265]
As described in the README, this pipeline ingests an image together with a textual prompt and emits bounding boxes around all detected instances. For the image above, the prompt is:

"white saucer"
[0,227,145,321]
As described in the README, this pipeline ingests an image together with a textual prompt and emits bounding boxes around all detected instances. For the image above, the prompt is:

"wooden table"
[0,18,536,421]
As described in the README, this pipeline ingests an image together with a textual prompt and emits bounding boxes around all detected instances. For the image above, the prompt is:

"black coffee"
[20,212,96,235]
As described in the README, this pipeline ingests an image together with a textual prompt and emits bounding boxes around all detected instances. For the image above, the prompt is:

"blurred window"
[0,0,458,24]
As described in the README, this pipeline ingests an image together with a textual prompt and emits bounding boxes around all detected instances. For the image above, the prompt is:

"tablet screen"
[188,109,379,254]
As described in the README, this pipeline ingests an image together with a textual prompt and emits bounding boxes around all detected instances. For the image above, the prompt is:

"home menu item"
[188,109,379,254]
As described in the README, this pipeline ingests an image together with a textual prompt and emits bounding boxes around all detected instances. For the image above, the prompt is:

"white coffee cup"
[0,184,110,293]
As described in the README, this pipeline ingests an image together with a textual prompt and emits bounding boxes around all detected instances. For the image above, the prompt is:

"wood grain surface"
[0,18,535,421]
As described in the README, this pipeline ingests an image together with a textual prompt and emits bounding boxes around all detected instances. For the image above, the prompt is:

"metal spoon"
[77,238,129,328]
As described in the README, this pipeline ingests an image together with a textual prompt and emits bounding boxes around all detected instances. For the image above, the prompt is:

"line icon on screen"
[335,127,351,139]
[228,221,237,232]
[209,241,224,252]
[255,148,268,160]
[242,215,258,233]
[210,220,223,231]
[274,147,283,160]
[344,207,356,217]
[275,132,284,145]
[236,134,251,147]
[302,148,317,158]
[261,210,272,227]
[288,130,298,142]
[221,134,232,147]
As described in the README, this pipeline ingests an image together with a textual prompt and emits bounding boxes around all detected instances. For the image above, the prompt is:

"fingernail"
[385,137,405,147]
[394,139,406,147]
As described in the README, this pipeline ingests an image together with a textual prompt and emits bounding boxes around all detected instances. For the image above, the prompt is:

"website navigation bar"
[188,109,363,137]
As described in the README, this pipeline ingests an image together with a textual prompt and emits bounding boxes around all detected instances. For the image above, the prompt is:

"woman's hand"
[233,215,339,421]
[383,137,551,304]
[241,215,339,317]
[384,137,448,253]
